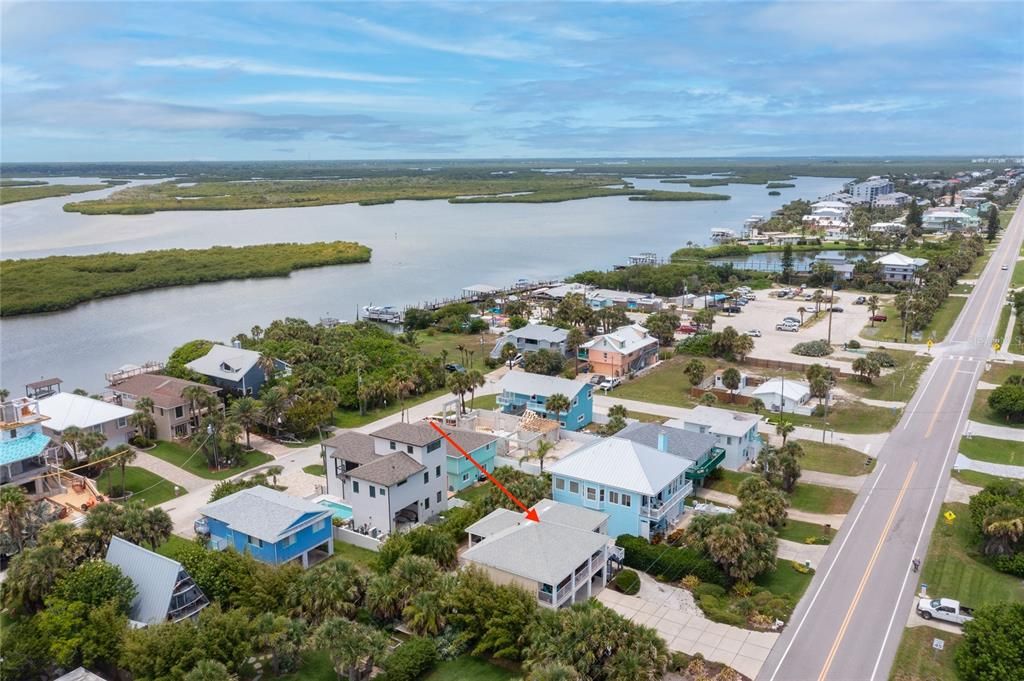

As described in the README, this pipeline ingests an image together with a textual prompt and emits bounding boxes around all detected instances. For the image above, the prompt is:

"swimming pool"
[317,499,353,521]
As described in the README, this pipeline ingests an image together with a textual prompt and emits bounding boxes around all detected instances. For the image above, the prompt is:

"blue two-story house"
[445,429,500,492]
[549,437,694,540]
[196,485,334,568]
[496,372,593,431]
[186,342,288,397]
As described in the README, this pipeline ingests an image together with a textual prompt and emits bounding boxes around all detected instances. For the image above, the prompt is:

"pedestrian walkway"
[134,450,205,490]
[694,488,847,529]
[799,470,866,493]
[769,425,888,457]
[954,453,1024,480]
[597,571,778,680]
[964,420,1024,441]
[776,538,828,568]
[248,433,297,458]
[945,478,982,503]
[858,397,907,409]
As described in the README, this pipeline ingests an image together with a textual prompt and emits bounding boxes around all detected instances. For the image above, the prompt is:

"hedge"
[614,569,641,595]
[380,637,438,681]
[615,535,730,587]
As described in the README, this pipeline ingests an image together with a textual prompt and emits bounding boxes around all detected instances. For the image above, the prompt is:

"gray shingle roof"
[105,536,193,625]
[199,485,331,543]
[446,429,498,454]
[532,498,607,531]
[616,422,715,462]
[324,430,377,463]
[371,421,442,447]
[465,508,521,538]
[349,452,425,486]
[54,668,107,681]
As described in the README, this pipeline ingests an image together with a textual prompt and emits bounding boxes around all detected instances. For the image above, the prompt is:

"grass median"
[147,440,273,480]
[958,434,1024,466]
[704,470,855,515]
[969,389,1023,430]
[889,626,962,681]
[796,439,875,476]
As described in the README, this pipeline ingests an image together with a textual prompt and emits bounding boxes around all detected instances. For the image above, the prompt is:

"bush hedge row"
[615,535,730,587]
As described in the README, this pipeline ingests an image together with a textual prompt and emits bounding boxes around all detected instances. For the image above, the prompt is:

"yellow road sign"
[944,510,957,525]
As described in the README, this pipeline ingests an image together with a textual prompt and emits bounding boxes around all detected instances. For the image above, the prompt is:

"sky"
[2,0,1023,162]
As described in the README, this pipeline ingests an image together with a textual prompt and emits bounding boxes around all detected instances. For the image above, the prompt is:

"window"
[379,487,385,497]
[407,445,414,454]
[609,491,619,504]
[117,417,127,428]
[435,465,441,478]
[9,428,17,438]
[726,436,733,445]
[248,535,263,548]
[370,486,376,498]
[559,421,566,428]
[599,489,605,502]
[569,481,580,494]
[174,405,184,419]
[555,478,565,491]
[426,440,441,452]
[390,441,396,450]
[283,534,296,547]
[353,481,360,494]
[334,459,345,477]
[463,472,471,482]
[622,494,631,507]
[423,472,429,484]
[424,497,430,510]
[436,491,442,503]
[586,487,597,501]
[313,520,325,533]
[577,414,584,423]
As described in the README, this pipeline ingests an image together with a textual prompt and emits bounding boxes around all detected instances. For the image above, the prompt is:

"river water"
[0,175,847,392]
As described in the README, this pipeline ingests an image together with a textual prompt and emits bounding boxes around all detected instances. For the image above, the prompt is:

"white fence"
[334,526,383,552]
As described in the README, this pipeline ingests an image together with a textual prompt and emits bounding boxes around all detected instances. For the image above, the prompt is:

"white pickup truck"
[917,597,974,625]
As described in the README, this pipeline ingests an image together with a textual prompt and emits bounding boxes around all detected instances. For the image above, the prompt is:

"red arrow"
[430,421,540,522]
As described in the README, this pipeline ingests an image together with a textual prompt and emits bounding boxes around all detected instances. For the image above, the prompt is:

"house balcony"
[686,447,726,481]
[640,482,693,520]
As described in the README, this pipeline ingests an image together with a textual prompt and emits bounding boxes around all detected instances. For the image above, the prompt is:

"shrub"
[732,581,755,598]
[129,435,152,448]
[792,340,833,357]
[616,535,731,587]
[380,637,438,681]
[866,350,896,368]
[994,553,1024,577]
[614,569,641,595]
[811,404,826,417]
[693,582,727,599]
[680,575,701,591]
[846,339,861,349]
[677,334,715,357]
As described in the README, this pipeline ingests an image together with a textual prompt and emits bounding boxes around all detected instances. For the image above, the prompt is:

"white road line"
[765,462,888,681]
[869,363,982,680]
[902,361,945,431]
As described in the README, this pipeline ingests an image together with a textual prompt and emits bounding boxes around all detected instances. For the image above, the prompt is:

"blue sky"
[2,1,1022,161]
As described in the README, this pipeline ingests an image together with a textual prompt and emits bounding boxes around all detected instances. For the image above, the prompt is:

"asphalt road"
[758,201,1024,681]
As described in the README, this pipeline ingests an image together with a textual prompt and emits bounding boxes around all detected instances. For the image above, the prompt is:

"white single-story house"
[37,392,135,449]
[751,378,812,413]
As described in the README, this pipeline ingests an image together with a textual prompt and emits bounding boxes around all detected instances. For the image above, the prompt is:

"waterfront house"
[463,499,619,609]
[444,429,499,493]
[873,253,929,283]
[37,392,135,449]
[667,406,763,471]
[549,437,694,540]
[105,536,209,626]
[0,396,61,492]
[495,372,593,431]
[751,378,812,413]
[185,342,288,396]
[197,485,334,568]
[582,323,659,378]
[615,421,724,486]
[108,374,222,440]
[490,324,569,360]
[323,421,449,536]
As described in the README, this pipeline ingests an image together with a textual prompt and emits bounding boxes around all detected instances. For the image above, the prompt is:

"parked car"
[854,296,867,304]
[831,306,844,313]
[600,377,622,390]
[745,293,757,300]
[445,363,467,373]
[917,598,974,626]
[747,329,762,337]
[589,374,606,385]
[803,294,814,301]
[723,306,742,314]
[776,291,789,299]
[511,354,524,366]
[870,314,888,322]
[783,316,801,324]
[1002,264,1009,270]
[677,324,699,334]
[776,323,799,332]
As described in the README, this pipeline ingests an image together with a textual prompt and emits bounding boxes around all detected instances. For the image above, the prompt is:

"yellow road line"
[817,460,918,681]
[925,359,961,438]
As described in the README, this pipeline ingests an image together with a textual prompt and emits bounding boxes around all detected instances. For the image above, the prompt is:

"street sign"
[944,510,957,525]
[933,638,945,651]
[994,342,1001,351]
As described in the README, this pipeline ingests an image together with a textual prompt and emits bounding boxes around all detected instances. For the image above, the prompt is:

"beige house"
[463,499,620,609]
[108,374,221,440]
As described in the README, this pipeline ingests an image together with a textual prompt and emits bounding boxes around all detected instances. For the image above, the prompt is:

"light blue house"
[186,342,288,397]
[1,396,60,493]
[548,437,694,540]
[196,485,334,568]
[445,429,500,492]
[496,372,593,431]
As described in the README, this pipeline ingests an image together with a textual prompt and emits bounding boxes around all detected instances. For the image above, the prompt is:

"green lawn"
[147,440,273,480]
[1011,315,1024,356]
[981,360,1024,385]
[455,482,492,505]
[1012,260,1024,288]
[612,356,698,408]
[796,439,876,476]
[423,657,519,681]
[155,534,195,560]
[96,465,180,507]
[959,434,1024,466]
[334,386,449,428]
[754,559,815,600]
[951,469,1009,488]
[705,470,855,515]
[995,305,1012,347]
[331,540,379,571]
[921,502,1024,607]
[776,518,834,545]
[414,331,499,367]
[842,351,932,403]
[785,400,902,434]
[888,626,962,681]
[862,297,966,344]
[969,389,1023,429]
[468,393,498,410]
[952,283,974,294]
[302,464,326,476]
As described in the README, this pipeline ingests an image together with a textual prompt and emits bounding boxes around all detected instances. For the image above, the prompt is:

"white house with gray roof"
[615,421,726,486]
[490,324,570,359]
[105,536,209,626]
[462,498,618,609]
[549,437,694,540]
[323,420,449,536]
[667,406,763,471]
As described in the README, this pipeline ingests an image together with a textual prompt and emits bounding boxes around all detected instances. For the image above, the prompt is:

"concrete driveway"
[598,571,779,680]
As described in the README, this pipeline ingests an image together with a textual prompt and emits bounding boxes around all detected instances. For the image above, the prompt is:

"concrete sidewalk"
[134,450,205,490]
[799,470,866,493]
[964,420,1024,441]
[777,538,828,569]
[954,453,1024,480]
[945,478,982,503]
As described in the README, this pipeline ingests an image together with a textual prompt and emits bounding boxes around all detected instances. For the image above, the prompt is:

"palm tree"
[796,306,807,325]
[0,486,30,553]
[500,342,518,369]
[129,407,156,442]
[812,289,825,315]
[288,559,366,625]
[446,371,472,413]
[465,369,485,409]
[61,425,84,462]
[260,387,288,435]
[699,392,718,406]
[366,573,405,621]
[229,396,260,450]
[867,296,880,327]
[183,660,235,681]
[750,398,766,415]
[982,506,1024,556]
[310,617,388,681]
[721,367,742,402]
[250,325,263,342]
[143,507,173,550]
[403,589,447,636]
[733,334,754,363]
[182,385,210,431]
[527,663,583,681]
[566,327,586,376]
[543,393,571,421]
[258,353,277,382]
[775,419,795,445]
[608,404,628,420]
[0,388,9,402]
[120,501,149,547]
[2,544,65,613]
[110,444,137,497]
[684,358,706,386]
[520,439,555,472]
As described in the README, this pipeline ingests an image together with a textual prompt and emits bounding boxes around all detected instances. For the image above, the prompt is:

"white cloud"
[136,56,419,84]
[0,64,58,92]
[229,91,468,114]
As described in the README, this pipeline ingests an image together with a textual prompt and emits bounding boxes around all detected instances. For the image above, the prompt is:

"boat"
[361,305,403,324]
[710,228,737,243]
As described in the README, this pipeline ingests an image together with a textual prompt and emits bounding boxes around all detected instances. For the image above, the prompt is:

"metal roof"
[582,324,658,356]
[185,344,261,381]
[548,437,692,495]
[199,485,331,543]
[106,536,192,625]
[672,406,761,437]
[54,668,107,681]
[348,452,425,486]
[0,432,51,466]
[616,422,714,462]
[25,377,62,390]
[498,372,589,398]
[37,393,134,431]
[752,378,812,402]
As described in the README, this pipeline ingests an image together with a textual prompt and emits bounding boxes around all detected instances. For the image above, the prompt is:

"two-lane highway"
[759,200,1024,681]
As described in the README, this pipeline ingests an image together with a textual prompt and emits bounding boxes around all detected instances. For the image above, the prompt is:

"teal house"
[496,372,593,431]
[444,429,500,493]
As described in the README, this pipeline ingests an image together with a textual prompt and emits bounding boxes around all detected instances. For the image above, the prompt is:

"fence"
[334,526,382,552]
